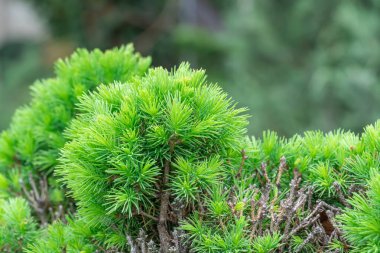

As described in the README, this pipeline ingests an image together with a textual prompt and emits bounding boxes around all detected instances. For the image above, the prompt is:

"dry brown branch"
[20,174,50,225]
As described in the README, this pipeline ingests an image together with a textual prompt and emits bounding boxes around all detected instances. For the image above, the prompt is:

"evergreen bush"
[0,44,150,223]
[58,63,249,251]
[0,45,379,252]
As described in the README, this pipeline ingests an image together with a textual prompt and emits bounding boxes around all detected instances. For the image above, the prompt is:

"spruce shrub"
[0,45,150,222]
[0,44,379,252]
[58,63,249,251]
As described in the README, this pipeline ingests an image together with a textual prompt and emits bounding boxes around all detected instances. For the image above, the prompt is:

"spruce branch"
[57,63,248,252]
[275,156,287,188]
[236,149,248,179]
[333,182,350,207]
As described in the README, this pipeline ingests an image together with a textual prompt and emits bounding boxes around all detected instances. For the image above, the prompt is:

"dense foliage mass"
[58,64,248,251]
[0,46,379,252]
[183,122,380,252]
[25,218,96,253]
[0,45,150,223]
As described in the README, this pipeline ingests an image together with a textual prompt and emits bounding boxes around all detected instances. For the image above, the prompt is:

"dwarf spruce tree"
[0,45,150,222]
[58,63,249,251]
[0,44,150,175]
[0,43,379,252]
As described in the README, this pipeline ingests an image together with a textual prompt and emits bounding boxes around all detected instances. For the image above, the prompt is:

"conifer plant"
[58,64,249,252]
[0,44,379,252]
[0,45,150,223]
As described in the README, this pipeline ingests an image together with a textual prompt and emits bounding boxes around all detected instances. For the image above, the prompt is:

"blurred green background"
[1,0,380,136]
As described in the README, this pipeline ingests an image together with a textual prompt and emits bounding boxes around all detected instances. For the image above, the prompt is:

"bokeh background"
[1,0,380,136]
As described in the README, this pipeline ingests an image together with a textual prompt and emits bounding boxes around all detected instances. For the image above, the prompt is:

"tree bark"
[158,159,172,253]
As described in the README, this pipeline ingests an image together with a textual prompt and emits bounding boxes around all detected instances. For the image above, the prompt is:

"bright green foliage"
[183,120,380,252]
[25,218,97,253]
[183,213,282,252]
[0,45,150,200]
[0,197,38,252]
[58,63,248,250]
[338,172,380,253]
[0,173,9,198]
[252,233,282,253]
[290,235,315,253]
[0,44,150,173]
[183,215,251,252]
[238,123,380,200]
[181,175,312,252]
[0,42,380,252]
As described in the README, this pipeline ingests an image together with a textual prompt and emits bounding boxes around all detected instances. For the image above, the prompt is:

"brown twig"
[333,182,350,207]
[236,149,248,179]
[275,156,287,188]
[261,162,270,184]
[157,159,172,253]
[307,186,314,210]
[294,226,323,253]
[20,174,50,226]
[126,235,138,253]
[138,210,159,222]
